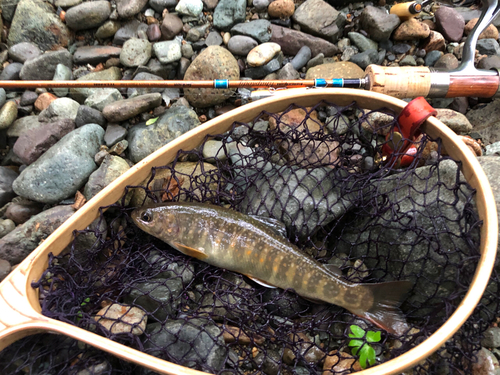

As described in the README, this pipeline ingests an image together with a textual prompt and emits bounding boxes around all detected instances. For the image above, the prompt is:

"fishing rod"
[0,0,498,100]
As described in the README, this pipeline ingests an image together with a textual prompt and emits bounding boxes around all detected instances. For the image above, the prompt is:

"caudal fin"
[354,280,413,335]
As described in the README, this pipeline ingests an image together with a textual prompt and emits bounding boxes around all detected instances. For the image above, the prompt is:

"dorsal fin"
[249,215,287,238]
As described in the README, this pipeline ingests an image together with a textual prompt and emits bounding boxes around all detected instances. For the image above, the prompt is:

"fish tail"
[354,280,413,335]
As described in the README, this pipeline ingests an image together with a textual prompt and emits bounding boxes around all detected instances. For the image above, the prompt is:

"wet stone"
[52,64,73,98]
[0,219,15,239]
[120,38,152,67]
[8,42,41,63]
[94,303,147,336]
[230,20,272,44]
[65,0,112,31]
[0,101,18,131]
[0,167,18,206]
[6,201,43,225]
[247,42,281,67]
[75,105,106,128]
[0,63,23,80]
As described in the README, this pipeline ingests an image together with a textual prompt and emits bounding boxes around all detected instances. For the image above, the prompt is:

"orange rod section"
[446,75,499,98]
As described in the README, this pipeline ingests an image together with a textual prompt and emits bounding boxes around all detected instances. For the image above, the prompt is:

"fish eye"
[141,212,153,222]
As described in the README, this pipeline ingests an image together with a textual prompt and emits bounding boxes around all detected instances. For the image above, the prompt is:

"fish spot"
[260,258,264,263]
[344,288,361,307]
[246,250,252,255]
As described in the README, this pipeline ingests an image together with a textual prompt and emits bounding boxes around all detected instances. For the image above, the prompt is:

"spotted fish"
[132,202,412,334]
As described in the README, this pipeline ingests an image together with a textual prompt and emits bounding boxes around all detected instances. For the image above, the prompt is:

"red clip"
[382,97,437,168]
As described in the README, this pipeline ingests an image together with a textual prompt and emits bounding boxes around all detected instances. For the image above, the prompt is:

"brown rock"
[465,18,499,40]
[73,46,122,65]
[270,24,339,57]
[6,201,43,225]
[102,93,162,122]
[435,6,464,43]
[268,0,295,19]
[94,303,147,335]
[421,30,446,52]
[13,119,76,165]
[147,23,161,42]
[434,53,459,70]
[323,350,362,374]
[306,62,364,79]
[422,19,435,30]
[392,18,430,41]
[0,258,11,282]
[34,93,58,112]
[161,14,183,40]
[117,0,148,18]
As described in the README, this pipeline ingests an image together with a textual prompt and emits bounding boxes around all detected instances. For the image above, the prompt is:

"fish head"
[131,204,181,240]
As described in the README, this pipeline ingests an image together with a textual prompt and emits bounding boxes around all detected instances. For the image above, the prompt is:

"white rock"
[175,0,203,17]
[247,42,281,67]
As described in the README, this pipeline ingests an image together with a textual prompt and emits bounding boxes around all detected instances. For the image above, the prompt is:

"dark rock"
[213,0,246,31]
[292,0,344,43]
[12,124,104,204]
[74,46,122,65]
[360,5,400,42]
[0,205,75,265]
[147,23,161,42]
[206,31,223,46]
[127,72,164,98]
[75,105,106,128]
[83,155,130,201]
[478,55,500,70]
[482,327,500,348]
[19,50,72,81]
[467,100,500,145]
[434,53,459,70]
[102,93,162,122]
[245,52,283,79]
[424,50,443,66]
[290,45,311,70]
[392,43,411,54]
[6,201,43,225]
[0,167,18,206]
[449,97,469,114]
[230,20,272,43]
[113,19,148,45]
[227,35,258,55]
[0,62,23,80]
[7,0,72,51]
[8,42,41,63]
[348,31,378,52]
[160,14,183,40]
[104,124,127,147]
[349,49,379,70]
[117,0,149,18]
[127,105,200,162]
[2,0,21,22]
[20,91,38,106]
[65,1,111,31]
[13,118,76,165]
[270,24,339,57]
[477,39,500,56]
[399,55,417,66]
[435,6,464,43]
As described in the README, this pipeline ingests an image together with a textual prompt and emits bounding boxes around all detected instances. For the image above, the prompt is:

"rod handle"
[390,1,422,20]
[365,65,432,99]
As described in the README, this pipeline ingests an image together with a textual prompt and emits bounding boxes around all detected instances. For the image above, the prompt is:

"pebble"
[74,46,122,65]
[75,105,106,128]
[0,101,18,131]
[245,52,283,78]
[247,42,281,67]
[348,31,378,52]
[175,0,203,17]
[213,0,246,31]
[228,35,258,55]
[270,24,339,57]
[149,0,177,12]
[52,64,73,98]
[424,50,443,66]
[231,20,272,43]
[360,5,400,42]
[254,0,270,10]
[84,88,123,112]
[435,6,465,43]
[38,97,80,122]
[120,38,152,67]
[113,19,148,45]
[290,45,311,70]
[422,30,446,52]
[485,142,500,156]
[465,18,499,40]
[399,55,417,66]
[13,118,75,165]
[117,0,149,18]
[477,39,500,56]
[6,201,43,225]
[0,259,11,281]
[392,18,430,41]
[293,0,343,43]
[19,49,72,81]
[102,93,162,122]
[349,49,379,70]
[8,42,41,63]
[306,52,324,69]
[65,0,111,31]
[434,53,459,70]
[147,23,161,42]
[472,347,500,375]
[478,55,500,70]
[482,327,500,348]
[160,14,184,40]
[0,219,15,239]
[305,61,365,79]
[126,72,164,98]
[277,62,299,79]
[153,40,182,64]
[84,155,131,201]
[0,63,22,80]
[95,20,121,40]
[206,31,223,46]
[7,116,43,139]
[268,0,295,19]
[12,124,104,204]
[435,108,472,134]
[0,205,75,264]
[94,303,147,335]
[0,167,18,207]
[20,91,37,106]
[104,124,128,147]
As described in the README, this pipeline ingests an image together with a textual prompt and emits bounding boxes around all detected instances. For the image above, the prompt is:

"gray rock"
[153,40,182,64]
[0,205,75,265]
[52,64,73,98]
[2,0,21,22]
[95,20,121,40]
[145,319,227,371]
[227,35,258,55]
[466,99,500,145]
[478,55,500,71]
[477,39,500,56]
[7,0,72,51]
[181,43,194,58]
[83,155,130,201]
[485,141,500,156]
[392,43,411,54]
[482,327,500,348]
[0,102,18,131]
[65,1,111,31]
[102,93,162,122]
[0,63,23,80]
[117,0,149,18]
[424,50,443,66]
[74,46,122,65]
[38,98,80,122]
[127,72,164,98]
[54,0,82,7]
[292,0,344,43]
[213,0,246,31]
[146,251,195,284]
[206,31,223,46]
[13,118,75,165]
[230,20,272,43]
[84,88,123,111]
[20,50,72,81]
[253,0,270,10]
[104,124,128,147]
[0,167,18,206]
[0,259,10,280]
[472,348,500,375]
[75,105,106,128]
[120,38,152,67]
[399,55,417,66]
[149,0,178,12]
[277,62,300,80]
[270,24,339,57]
[348,31,378,52]
[349,49,379,70]
[306,53,324,70]
[290,45,311,70]
[12,124,104,204]
[0,219,16,239]
[127,105,200,162]
[6,116,43,139]
[360,5,400,42]
[435,108,472,134]
[8,42,41,63]
[0,89,6,108]
[245,52,283,79]
[113,19,148,45]
[20,91,37,106]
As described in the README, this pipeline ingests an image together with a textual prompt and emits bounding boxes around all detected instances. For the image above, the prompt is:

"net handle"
[0,88,496,375]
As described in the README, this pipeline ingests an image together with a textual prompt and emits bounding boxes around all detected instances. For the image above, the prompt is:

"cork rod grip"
[365,65,432,99]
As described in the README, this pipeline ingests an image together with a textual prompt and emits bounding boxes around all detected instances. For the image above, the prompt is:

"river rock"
[84,88,123,111]
[38,98,80,122]
[104,124,127,147]
[434,53,459,70]
[422,30,446,52]
[472,348,500,375]
[96,20,121,39]
[0,205,75,265]
[6,201,43,225]
[75,106,105,128]
[127,105,200,162]
[113,20,148,45]
[477,39,500,56]
[392,18,430,41]
[292,0,344,43]
[306,61,364,79]
[117,0,149,18]
[465,18,499,40]
[20,91,38,107]
[348,32,378,52]
[349,49,379,70]
[6,115,43,139]
[227,35,258,55]
[0,101,18,131]
[175,0,203,17]
[183,46,239,107]
[213,0,246,31]
[466,99,500,145]
[425,50,444,66]
[20,50,73,81]
[94,304,147,335]
[83,155,131,201]
[435,6,465,43]
[0,167,18,206]
[126,72,164,98]
[230,20,272,43]
[102,93,162,122]
[270,24,339,56]
[65,1,111,31]
[7,0,72,51]
[0,219,15,239]
[2,0,21,22]
[360,5,400,42]
[13,119,75,165]
[0,259,10,281]
[247,42,281,67]
[153,40,182,64]
[435,108,472,134]
[120,38,152,67]
[482,327,500,348]
[149,0,178,12]
[244,52,283,78]
[0,63,22,81]
[160,14,183,40]
[0,89,6,109]
[74,46,122,65]
[52,64,73,97]
[12,124,104,204]
[290,45,311,70]
[8,42,41,63]
[268,0,294,18]
[478,55,500,70]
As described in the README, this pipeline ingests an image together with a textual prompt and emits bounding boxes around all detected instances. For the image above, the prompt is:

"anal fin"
[245,275,277,288]
[171,242,209,260]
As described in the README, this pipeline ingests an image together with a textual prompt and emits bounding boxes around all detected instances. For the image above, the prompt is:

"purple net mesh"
[0,100,494,375]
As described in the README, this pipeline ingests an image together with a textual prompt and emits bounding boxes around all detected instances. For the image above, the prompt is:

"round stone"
[268,0,295,19]
[247,42,281,67]
[0,101,18,130]
[153,40,182,64]
[227,35,258,56]
[120,38,152,67]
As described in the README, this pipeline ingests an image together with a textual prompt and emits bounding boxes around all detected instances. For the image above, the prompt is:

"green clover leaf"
[348,325,381,369]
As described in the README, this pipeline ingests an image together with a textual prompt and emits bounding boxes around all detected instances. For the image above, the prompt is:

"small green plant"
[146,117,159,125]
[76,297,91,321]
[348,325,381,369]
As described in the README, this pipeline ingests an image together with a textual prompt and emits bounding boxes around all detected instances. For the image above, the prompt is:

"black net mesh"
[0,100,495,375]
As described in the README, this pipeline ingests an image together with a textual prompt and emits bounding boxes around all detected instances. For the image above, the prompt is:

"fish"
[131,202,412,335]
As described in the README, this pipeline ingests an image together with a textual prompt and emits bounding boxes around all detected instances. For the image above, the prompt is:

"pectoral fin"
[245,275,277,288]
[171,242,208,260]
